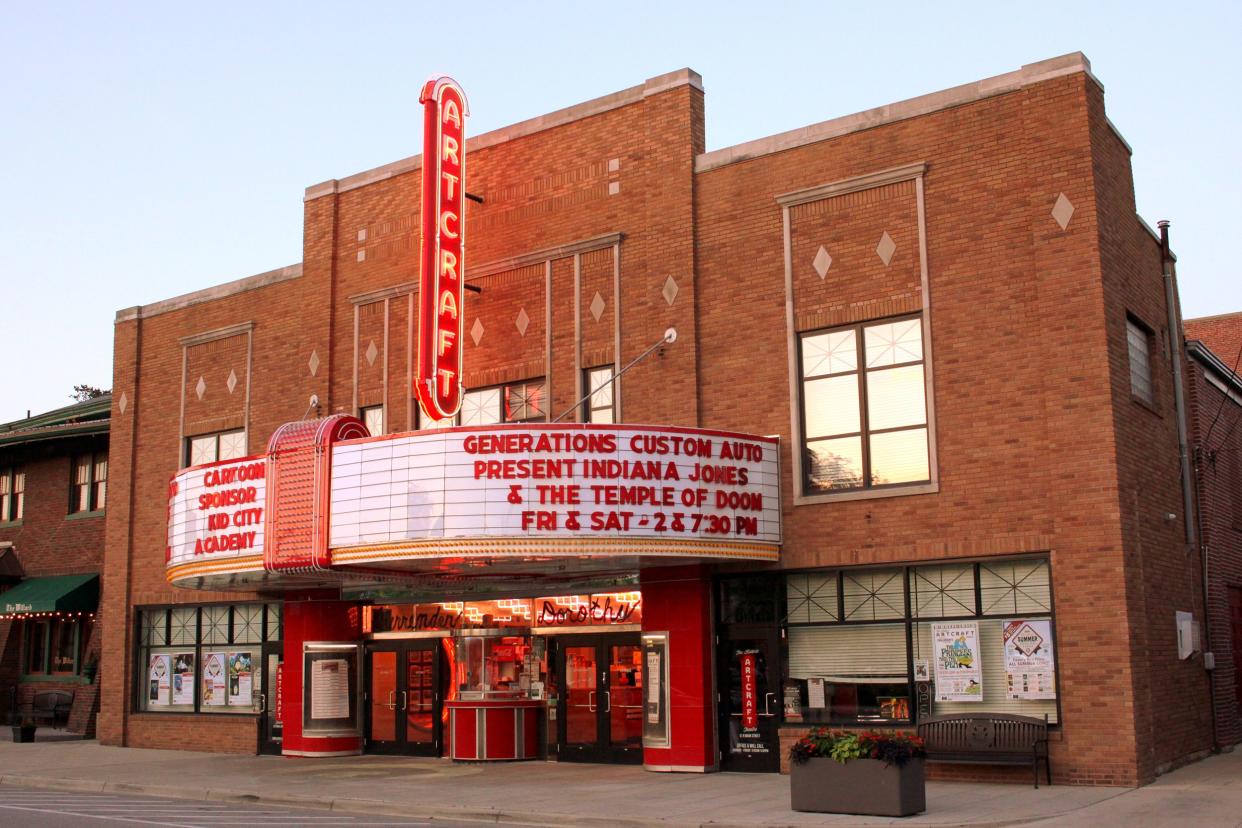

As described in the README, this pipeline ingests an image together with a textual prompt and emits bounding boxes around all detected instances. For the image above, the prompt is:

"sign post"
[416,75,469,423]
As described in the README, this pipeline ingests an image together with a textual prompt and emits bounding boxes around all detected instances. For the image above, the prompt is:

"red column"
[281,596,362,756]
[640,565,715,771]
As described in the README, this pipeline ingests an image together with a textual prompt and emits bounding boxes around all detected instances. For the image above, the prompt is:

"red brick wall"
[1187,313,1242,367]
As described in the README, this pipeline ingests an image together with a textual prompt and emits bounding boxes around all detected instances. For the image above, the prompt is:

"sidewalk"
[0,738,1238,827]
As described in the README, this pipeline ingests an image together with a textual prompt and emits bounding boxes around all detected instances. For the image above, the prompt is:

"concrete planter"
[790,756,925,817]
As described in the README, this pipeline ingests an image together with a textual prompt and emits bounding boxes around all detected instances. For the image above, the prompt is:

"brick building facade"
[1185,312,1242,751]
[98,52,1228,785]
[0,395,108,736]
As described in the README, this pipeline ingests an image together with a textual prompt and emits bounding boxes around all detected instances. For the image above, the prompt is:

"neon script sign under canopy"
[416,75,469,422]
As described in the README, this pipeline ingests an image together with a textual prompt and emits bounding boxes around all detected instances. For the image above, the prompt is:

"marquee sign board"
[415,75,469,423]
[167,456,267,568]
[328,424,780,557]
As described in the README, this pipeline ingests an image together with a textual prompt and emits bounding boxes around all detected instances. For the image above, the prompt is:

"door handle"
[762,692,777,717]
[604,691,611,712]
[257,693,266,714]
[400,690,408,711]
[588,690,596,712]
[386,690,396,710]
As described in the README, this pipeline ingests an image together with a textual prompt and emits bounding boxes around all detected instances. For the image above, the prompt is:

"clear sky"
[1,1,1238,422]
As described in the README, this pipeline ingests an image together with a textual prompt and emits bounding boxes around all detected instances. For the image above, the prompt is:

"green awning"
[0,574,98,615]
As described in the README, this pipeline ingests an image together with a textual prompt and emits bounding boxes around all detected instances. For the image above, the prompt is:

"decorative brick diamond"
[356,249,366,262]
[308,350,320,377]
[118,392,128,414]
[515,307,530,337]
[589,291,606,322]
[470,317,484,346]
[226,369,238,394]
[365,340,379,366]
[662,275,679,307]
[812,246,833,279]
[876,232,896,266]
[195,376,206,400]
[1052,193,1075,230]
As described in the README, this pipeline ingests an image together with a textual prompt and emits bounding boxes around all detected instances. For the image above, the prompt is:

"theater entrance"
[555,633,644,764]
[364,639,445,756]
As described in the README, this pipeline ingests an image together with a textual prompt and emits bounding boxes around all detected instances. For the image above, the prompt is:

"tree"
[71,384,109,402]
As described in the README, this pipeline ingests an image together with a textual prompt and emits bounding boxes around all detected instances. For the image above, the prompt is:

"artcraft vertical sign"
[740,651,758,729]
[416,75,469,422]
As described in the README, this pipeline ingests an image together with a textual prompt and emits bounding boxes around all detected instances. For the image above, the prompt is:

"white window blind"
[788,623,907,683]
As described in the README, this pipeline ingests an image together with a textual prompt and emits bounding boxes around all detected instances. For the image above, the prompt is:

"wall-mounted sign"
[932,621,983,702]
[416,75,469,423]
[329,425,780,557]
[1002,619,1056,700]
[740,651,758,729]
[167,457,267,567]
[364,591,643,634]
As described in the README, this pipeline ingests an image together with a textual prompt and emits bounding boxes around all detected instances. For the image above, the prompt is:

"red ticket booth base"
[447,699,541,761]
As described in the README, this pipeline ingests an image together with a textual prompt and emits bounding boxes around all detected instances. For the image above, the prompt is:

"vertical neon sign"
[416,75,469,422]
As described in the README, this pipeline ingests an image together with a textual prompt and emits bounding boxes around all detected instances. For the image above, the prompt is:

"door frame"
[555,632,643,764]
[257,641,283,755]
[363,639,444,756]
[716,623,783,772]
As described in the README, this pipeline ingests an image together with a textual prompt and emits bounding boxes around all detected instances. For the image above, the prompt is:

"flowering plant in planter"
[790,728,926,767]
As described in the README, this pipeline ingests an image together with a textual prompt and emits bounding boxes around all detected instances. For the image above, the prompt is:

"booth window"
[185,429,247,467]
[70,453,107,513]
[460,379,547,426]
[780,557,1058,726]
[136,602,281,714]
[23,615,91,675]
[360,405,384,436]
[0,467,24,522]
[799,316,929,494]
[1126,316,1154,405]
[584,366,616,424]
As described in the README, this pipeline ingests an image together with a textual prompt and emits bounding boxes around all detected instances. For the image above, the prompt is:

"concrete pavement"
[0,737,1238,827]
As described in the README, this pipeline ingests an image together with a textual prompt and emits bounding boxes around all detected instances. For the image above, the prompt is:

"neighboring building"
[99,52,1217,785]
[0,395,109,734]
[1185,311,1242,751]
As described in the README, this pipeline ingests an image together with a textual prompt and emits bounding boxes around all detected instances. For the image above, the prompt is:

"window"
[22,616,92,675]
[584,366,616,424]
[460,379,547,426]
[0,467,24,522]
[1127,317,1154,405]
[768,557,1058,726]
[360,405,384,436]
[70,453,108,513]
[136,602,281,714]
[185,429,247,467]
[800,316,930,494]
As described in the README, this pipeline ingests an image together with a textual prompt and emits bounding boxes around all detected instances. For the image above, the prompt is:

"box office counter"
[447,628,542,761]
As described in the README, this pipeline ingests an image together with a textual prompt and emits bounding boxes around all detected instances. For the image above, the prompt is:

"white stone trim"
[776,162,927,207]
[116,264,302,323]
[469,232,622,279]
[698,53,1097,173]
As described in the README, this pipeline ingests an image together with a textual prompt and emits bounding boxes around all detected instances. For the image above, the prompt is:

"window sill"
[0,519,22,528]
[1130,394,1162,417]
[65,510,105,521]
[795,481,939,506]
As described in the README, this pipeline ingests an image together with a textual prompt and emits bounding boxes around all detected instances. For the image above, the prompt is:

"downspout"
[1159,220,1217,751]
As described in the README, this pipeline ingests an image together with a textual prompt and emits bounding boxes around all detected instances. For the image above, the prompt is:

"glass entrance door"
[718,628,782,772]
[365,640,443,756]
[556,634,643,764]
[258,643,283,755]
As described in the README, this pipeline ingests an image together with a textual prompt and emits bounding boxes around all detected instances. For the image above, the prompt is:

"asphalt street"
[0,788,521,828]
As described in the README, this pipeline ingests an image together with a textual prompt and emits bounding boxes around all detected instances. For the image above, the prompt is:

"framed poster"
[229,652,255,708]
[302,642,360,736]
[172,653,195,706]
[932,622,983,702]
[202,652,228,707]
[641,631,670,748]
[1002,619,1056,700]
[148,654,171,706]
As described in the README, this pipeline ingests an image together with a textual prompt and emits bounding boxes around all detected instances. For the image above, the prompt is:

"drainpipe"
[1160,220,1217,751]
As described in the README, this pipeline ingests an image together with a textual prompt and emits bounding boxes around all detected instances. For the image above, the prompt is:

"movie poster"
[229,652,254,707]
[148,654,171,707]
[172,652,195,706]
[202,652,228,707]
[932,621,983,702]
[1002,619,1056,700]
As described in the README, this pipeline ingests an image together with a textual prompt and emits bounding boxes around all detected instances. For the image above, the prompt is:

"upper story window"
[1126,316,1154,405]
[360,405,384,436]
[584,366,616,424]
[0,467,24,522]
[186,429,247,467]
[70,453,108,514]
[799,316,930,494]
[460,379,547,426]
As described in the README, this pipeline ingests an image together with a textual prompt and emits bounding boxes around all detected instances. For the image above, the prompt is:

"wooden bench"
[916,713,1051,788]
[20,691,74,729]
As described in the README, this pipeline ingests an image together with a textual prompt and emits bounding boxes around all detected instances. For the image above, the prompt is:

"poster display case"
[303,642,361,737]
[641,631,670,748]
